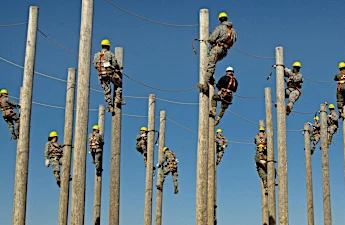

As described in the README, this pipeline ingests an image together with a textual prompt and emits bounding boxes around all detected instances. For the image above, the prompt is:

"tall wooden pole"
[196,8,209,225]
[303,123,314,225]
[275,46,289,225]
[70,0,94,224]
[12,6,38,225]
[207,85,215,225]
[109,47,123,225]
[320,104,332,225]
[58,68,76,225]
[265,87,276,224]
[93,104,105,225]
[343,118,345,196]
[155,110,166,225]
[260,120,268,225]
[144,94,156,225]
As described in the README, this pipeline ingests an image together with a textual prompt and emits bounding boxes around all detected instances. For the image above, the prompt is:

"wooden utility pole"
[320,104,332,225]
[12,6,38,225]
[207,84,215,225]
[196,8,209,225]
[275,46,289,225]
[265,87,276,224]
[70,0,94,224]
[259,120,268,225]
[93,104,105,225]
[303,123,314,225]
[58,68,76,225]
[109,47,123,225]
[155,110,166,225]
[144,94,156,225]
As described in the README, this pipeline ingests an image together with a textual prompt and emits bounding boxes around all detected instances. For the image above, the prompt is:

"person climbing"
[156,147,179,194]
[282,62,304,115]
[254,126,267,151]
[196,12,237,94]
[215,128,228,165]
[209,66,238,126]
[327,104,339,146]
[255,144,268,191]
[93,39,125,113]
[136,126,148,166]
[0,89,20,140]
[44,131,71,187]
[334,62,345,118]
[307,116,320,155]
[89,125,104,176]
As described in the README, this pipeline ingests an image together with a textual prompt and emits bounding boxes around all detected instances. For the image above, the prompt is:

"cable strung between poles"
[0,22,28,27]
[232,47,275,59]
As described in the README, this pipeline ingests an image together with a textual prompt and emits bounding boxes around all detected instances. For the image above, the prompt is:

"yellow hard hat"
[92,125,99,130]
[328,104,335,109]
[259,126,265,131]
[292,61,302,68]
[218,12,228,19]
[140,126,147,131]
[0,89,8,94]
[314,116,319,120]
[216,128,222,133]
[163,147,169,152]
[49,131,58,138]
[257,143,265,148]
[101,39,111,46]
[338,62,345,69]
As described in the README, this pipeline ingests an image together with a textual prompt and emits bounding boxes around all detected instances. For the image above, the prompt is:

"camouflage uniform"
[136,132,147,166]
[93,49,124,112]
[197,21,237,92]
[215,133,228,165]
[327,110,339,146]
[254,148,268,189]
[89,131,104,175]
[156,149,179,194]
[45,141,64,186]
[309,121,320,154]
[284,67,303,114]
[254,132,267,150]
[0,95,20,139]
[334,69,345,117]
[210,73,238,125]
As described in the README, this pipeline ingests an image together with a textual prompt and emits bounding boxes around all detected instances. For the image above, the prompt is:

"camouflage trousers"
[203,46,228,88]
[327,125,337,145]
[136,141,147,166]
[310,134,320,154]
[2,110,20,138]
[91,148,102,172]
[99,76,122,106]
[257,167,267,188]
[160,166,178,188]
[336,90,345,115]
[50,156,62,182]
[216,145,225,165]
[211,92,232,124]
[285,87,300,110]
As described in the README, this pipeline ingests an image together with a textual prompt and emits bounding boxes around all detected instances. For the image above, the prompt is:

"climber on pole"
[156,147,179,194]
[327,104,339,146]
[93,39,125,113]
[0,89,20,140]
[334,62,345,118]
[210,66,238,126]
[135,126,148,166]
[215,128,228,165]
[89,125,104,176]
[307,116,320,155]
[254,126,267,151]
[197,12,237,94]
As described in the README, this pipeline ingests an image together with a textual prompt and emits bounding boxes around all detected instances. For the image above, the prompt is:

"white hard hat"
[226,66,234,72]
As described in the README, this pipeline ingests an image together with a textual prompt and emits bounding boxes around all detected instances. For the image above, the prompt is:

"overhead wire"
[0,22,28,27]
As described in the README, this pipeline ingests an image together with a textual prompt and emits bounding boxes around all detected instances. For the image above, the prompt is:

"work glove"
[45,159,50,167]
[259,160,266,165]
[175,159,179,163]
[17,105,21,108]
[141,134,146,137]
[307,122,312,126]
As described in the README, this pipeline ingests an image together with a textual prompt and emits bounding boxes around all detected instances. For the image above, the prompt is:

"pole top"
[200,8,209,13]
[320,103,326,111]
[115,47,123,51]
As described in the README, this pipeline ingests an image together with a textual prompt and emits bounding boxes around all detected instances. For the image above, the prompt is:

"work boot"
[216,159,220,166]
[196,83,208,95]
[57,180,61,187]
[286,105,291,116]
[156,183,163,190]
[214,117,221,126]
[209,107,216,118]
[275,182,278,186]
[274,103,277,108]
[174,186,179,194]
[11,133,17,140]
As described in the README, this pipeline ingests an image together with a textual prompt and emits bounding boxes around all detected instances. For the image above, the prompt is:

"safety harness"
[220,75,237,102]
[336,71,345,92]
[89,133,100,150]
[287,72,303,97]
[49,142,63,159]
[0,96,15,117]
[216,135,226,147]
[97,49,120,80]
[166,150,177,171]
[217,26,236,49]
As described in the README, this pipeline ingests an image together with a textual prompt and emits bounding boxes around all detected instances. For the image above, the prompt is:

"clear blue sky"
[1,0,345,224]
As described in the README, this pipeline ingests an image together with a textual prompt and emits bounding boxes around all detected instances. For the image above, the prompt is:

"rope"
[226,110,259,125]
[37,29,78,56]
[0,22,28,27]
[156,97,198,105]
[104,0,199,27]
[232,47,275,59]
[233,93,264,99]
[123,73,196,92]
